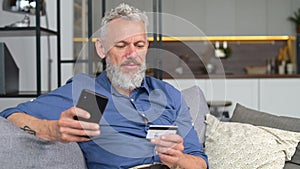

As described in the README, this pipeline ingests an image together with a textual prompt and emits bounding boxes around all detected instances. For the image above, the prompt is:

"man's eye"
[136,44,145,48]
[136,45,144,48]
[115,44,125,48]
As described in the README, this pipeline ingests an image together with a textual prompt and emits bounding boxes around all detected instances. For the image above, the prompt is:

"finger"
[152,139,177,150]
[60,133,91,143]
[160,134,183,143]
[157,152,179,166]
[58,122,100,143]
[158,152,178,160]
[61,107,90,120]
[59,118,100,131]
[59,124,100,137]
[74,107,91,119]
[151,136,184,154]
[161,134,184,151]
[151,135,181,147]
[155,145,178,154]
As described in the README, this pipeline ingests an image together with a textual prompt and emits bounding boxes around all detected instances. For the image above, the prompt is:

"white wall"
[0,0,73,111]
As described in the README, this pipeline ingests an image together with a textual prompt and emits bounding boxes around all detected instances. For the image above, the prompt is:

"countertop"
[162,74,300,79]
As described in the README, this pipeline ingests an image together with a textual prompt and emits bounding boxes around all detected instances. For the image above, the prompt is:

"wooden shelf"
[73,36,295,43]
[162,74,300,79]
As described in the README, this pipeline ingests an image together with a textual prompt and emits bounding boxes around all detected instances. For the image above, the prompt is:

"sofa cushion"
[230,103,300,132]
[230,103,300,166]
[181,85,210,143]
[205,114,300,169]
[0,117,87,169]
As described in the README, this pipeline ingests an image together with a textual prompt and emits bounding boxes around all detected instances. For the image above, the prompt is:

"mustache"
[120,58,141,66]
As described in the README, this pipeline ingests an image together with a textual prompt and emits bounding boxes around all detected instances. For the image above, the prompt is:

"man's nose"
[126,44,138,58]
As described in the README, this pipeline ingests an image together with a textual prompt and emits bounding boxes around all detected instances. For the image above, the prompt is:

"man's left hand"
[151,134,184,168]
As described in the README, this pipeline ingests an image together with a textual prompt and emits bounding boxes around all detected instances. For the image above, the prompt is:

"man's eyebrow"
[114,40,146,45]
[134,40,147,44]
[114,40,128,44]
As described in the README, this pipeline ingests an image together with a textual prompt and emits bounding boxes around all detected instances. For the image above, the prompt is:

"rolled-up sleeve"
[0,84,73,120]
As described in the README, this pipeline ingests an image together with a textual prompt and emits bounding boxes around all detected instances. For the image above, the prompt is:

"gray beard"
[106,62,146,91]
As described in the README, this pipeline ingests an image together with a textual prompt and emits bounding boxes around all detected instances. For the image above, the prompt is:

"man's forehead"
[105,18,147,41]
[115,33,147,43]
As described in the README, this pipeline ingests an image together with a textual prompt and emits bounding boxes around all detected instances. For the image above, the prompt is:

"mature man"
[0,3,208,169]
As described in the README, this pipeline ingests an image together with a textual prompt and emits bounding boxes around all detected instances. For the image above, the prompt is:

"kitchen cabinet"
[164,78,300,118]
[235,0,267,35]
[104,0,298,36]
[267,0,293,35]
[205,0,236,36]
[164,79,259,117]
[205,79,259,115]
[161,0,206,37]
[164,79,206,92]
[292,0,300,17]
[259,79,300,118]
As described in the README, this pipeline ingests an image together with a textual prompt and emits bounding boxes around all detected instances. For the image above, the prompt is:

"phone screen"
[75,89,108,123]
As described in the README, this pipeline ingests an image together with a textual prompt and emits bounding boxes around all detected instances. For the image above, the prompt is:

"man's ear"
[95,39,106,59]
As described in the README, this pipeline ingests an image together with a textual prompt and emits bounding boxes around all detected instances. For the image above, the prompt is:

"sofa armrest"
[0,117,87,169]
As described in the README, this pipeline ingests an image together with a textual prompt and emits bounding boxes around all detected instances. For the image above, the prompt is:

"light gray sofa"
[0,116,87,169]
[0,85,299,168]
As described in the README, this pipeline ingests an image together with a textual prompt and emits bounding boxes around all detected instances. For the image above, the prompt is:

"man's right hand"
[7,107,101,143]
[49,107,101,143]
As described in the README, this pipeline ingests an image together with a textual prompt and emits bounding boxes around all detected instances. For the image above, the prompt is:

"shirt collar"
[140,76,150,94]
[96,71,112,92]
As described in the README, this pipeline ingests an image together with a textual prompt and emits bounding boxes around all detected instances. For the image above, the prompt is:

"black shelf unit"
[0,0,60,98]
[57,0,96,86]
[297,34,300,74]
[0,27,58,36]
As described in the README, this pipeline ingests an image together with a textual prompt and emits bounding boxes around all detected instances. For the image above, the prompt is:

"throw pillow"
[0,117,87,169]
[231,103,300,132]
[205,114,300,169]
[181,85,210,143]
[231,103,300,166]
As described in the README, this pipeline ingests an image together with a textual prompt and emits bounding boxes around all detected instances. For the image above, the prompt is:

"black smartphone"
[75,89,108,123]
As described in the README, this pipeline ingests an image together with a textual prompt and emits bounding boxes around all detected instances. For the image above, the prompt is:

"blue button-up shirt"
[1,72,208,169]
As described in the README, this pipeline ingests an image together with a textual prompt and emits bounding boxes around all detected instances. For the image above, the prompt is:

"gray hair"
[99,3,148,41]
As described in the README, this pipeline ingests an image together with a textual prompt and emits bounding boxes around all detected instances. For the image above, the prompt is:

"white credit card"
[146,125,178,139]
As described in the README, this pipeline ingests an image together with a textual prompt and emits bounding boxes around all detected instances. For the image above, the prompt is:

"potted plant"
[288,8,300,33]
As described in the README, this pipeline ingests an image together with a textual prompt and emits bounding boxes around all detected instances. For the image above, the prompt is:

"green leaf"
[288,8,300,25]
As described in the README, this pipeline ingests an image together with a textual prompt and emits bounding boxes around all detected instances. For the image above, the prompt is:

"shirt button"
[130,98,134,102]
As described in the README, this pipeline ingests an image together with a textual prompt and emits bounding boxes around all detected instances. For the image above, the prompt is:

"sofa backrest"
[181,85,210,143]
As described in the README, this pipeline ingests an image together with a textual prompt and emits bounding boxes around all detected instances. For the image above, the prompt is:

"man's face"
[100,18,149,91]
[103,18,148,78]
